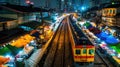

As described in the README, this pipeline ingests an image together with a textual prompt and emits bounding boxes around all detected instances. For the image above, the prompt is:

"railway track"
[94,50,108,67]
[38,17,74,67]
[94,49,114,67]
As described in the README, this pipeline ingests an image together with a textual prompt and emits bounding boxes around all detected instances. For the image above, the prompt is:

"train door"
[74,48,81,62]
[87,48,89,62]
[87,48,95,62]
[81,48,87,62]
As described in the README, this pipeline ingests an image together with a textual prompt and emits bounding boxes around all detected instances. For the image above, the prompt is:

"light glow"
[81,7,85,11]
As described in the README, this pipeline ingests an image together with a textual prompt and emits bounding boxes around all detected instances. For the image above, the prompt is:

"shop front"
[102,17,116,26]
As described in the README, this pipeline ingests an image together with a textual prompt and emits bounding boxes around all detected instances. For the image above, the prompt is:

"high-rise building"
[111,0,120,2]
[0,0,25,5]
[0,0,21,5]
[89,0,100,7]
[45,0,50,8]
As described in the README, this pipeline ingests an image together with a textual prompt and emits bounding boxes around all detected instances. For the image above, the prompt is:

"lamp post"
[81,6,85,17]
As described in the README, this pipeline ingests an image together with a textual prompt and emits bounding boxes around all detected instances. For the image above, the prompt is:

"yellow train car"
[73,45,95,62]
[69,15,95,63]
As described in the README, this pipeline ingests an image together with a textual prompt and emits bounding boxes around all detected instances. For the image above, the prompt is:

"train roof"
[77,39,93,45]
[71,20,93,46]
[70,17,93,46]
[74,29,93,46]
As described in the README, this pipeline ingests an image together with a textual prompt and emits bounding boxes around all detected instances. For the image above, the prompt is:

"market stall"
[11,34,35,48]
[0,56,10,67]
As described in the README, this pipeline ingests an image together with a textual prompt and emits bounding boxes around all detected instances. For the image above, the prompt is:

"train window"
[89,49,94,54]
[83,49,87,54]
[75,49,81,54]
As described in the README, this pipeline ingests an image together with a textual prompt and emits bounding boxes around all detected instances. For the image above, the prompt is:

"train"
[69,16,95,63]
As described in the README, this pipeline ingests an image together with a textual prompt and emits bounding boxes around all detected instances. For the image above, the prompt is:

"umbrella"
[105,35,119,44]
[0,56,10,65]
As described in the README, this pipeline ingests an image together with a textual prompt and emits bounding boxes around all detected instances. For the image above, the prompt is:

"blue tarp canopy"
[105,35,119,44]
[95,32,119,44]
[95,32,109,40]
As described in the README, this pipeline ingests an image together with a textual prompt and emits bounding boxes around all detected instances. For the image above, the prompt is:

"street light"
[81,6,85,11]
[112,2,115,5]
[81,6,85,17]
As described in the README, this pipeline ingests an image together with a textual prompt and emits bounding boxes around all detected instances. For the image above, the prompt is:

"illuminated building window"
[102,8,116,17]
[107,9,109,14]
[110,9,112,14]
[113,10,115,14]
[76,49,81,54]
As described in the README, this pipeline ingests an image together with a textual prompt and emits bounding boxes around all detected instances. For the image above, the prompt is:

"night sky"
[0,0,91,8]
